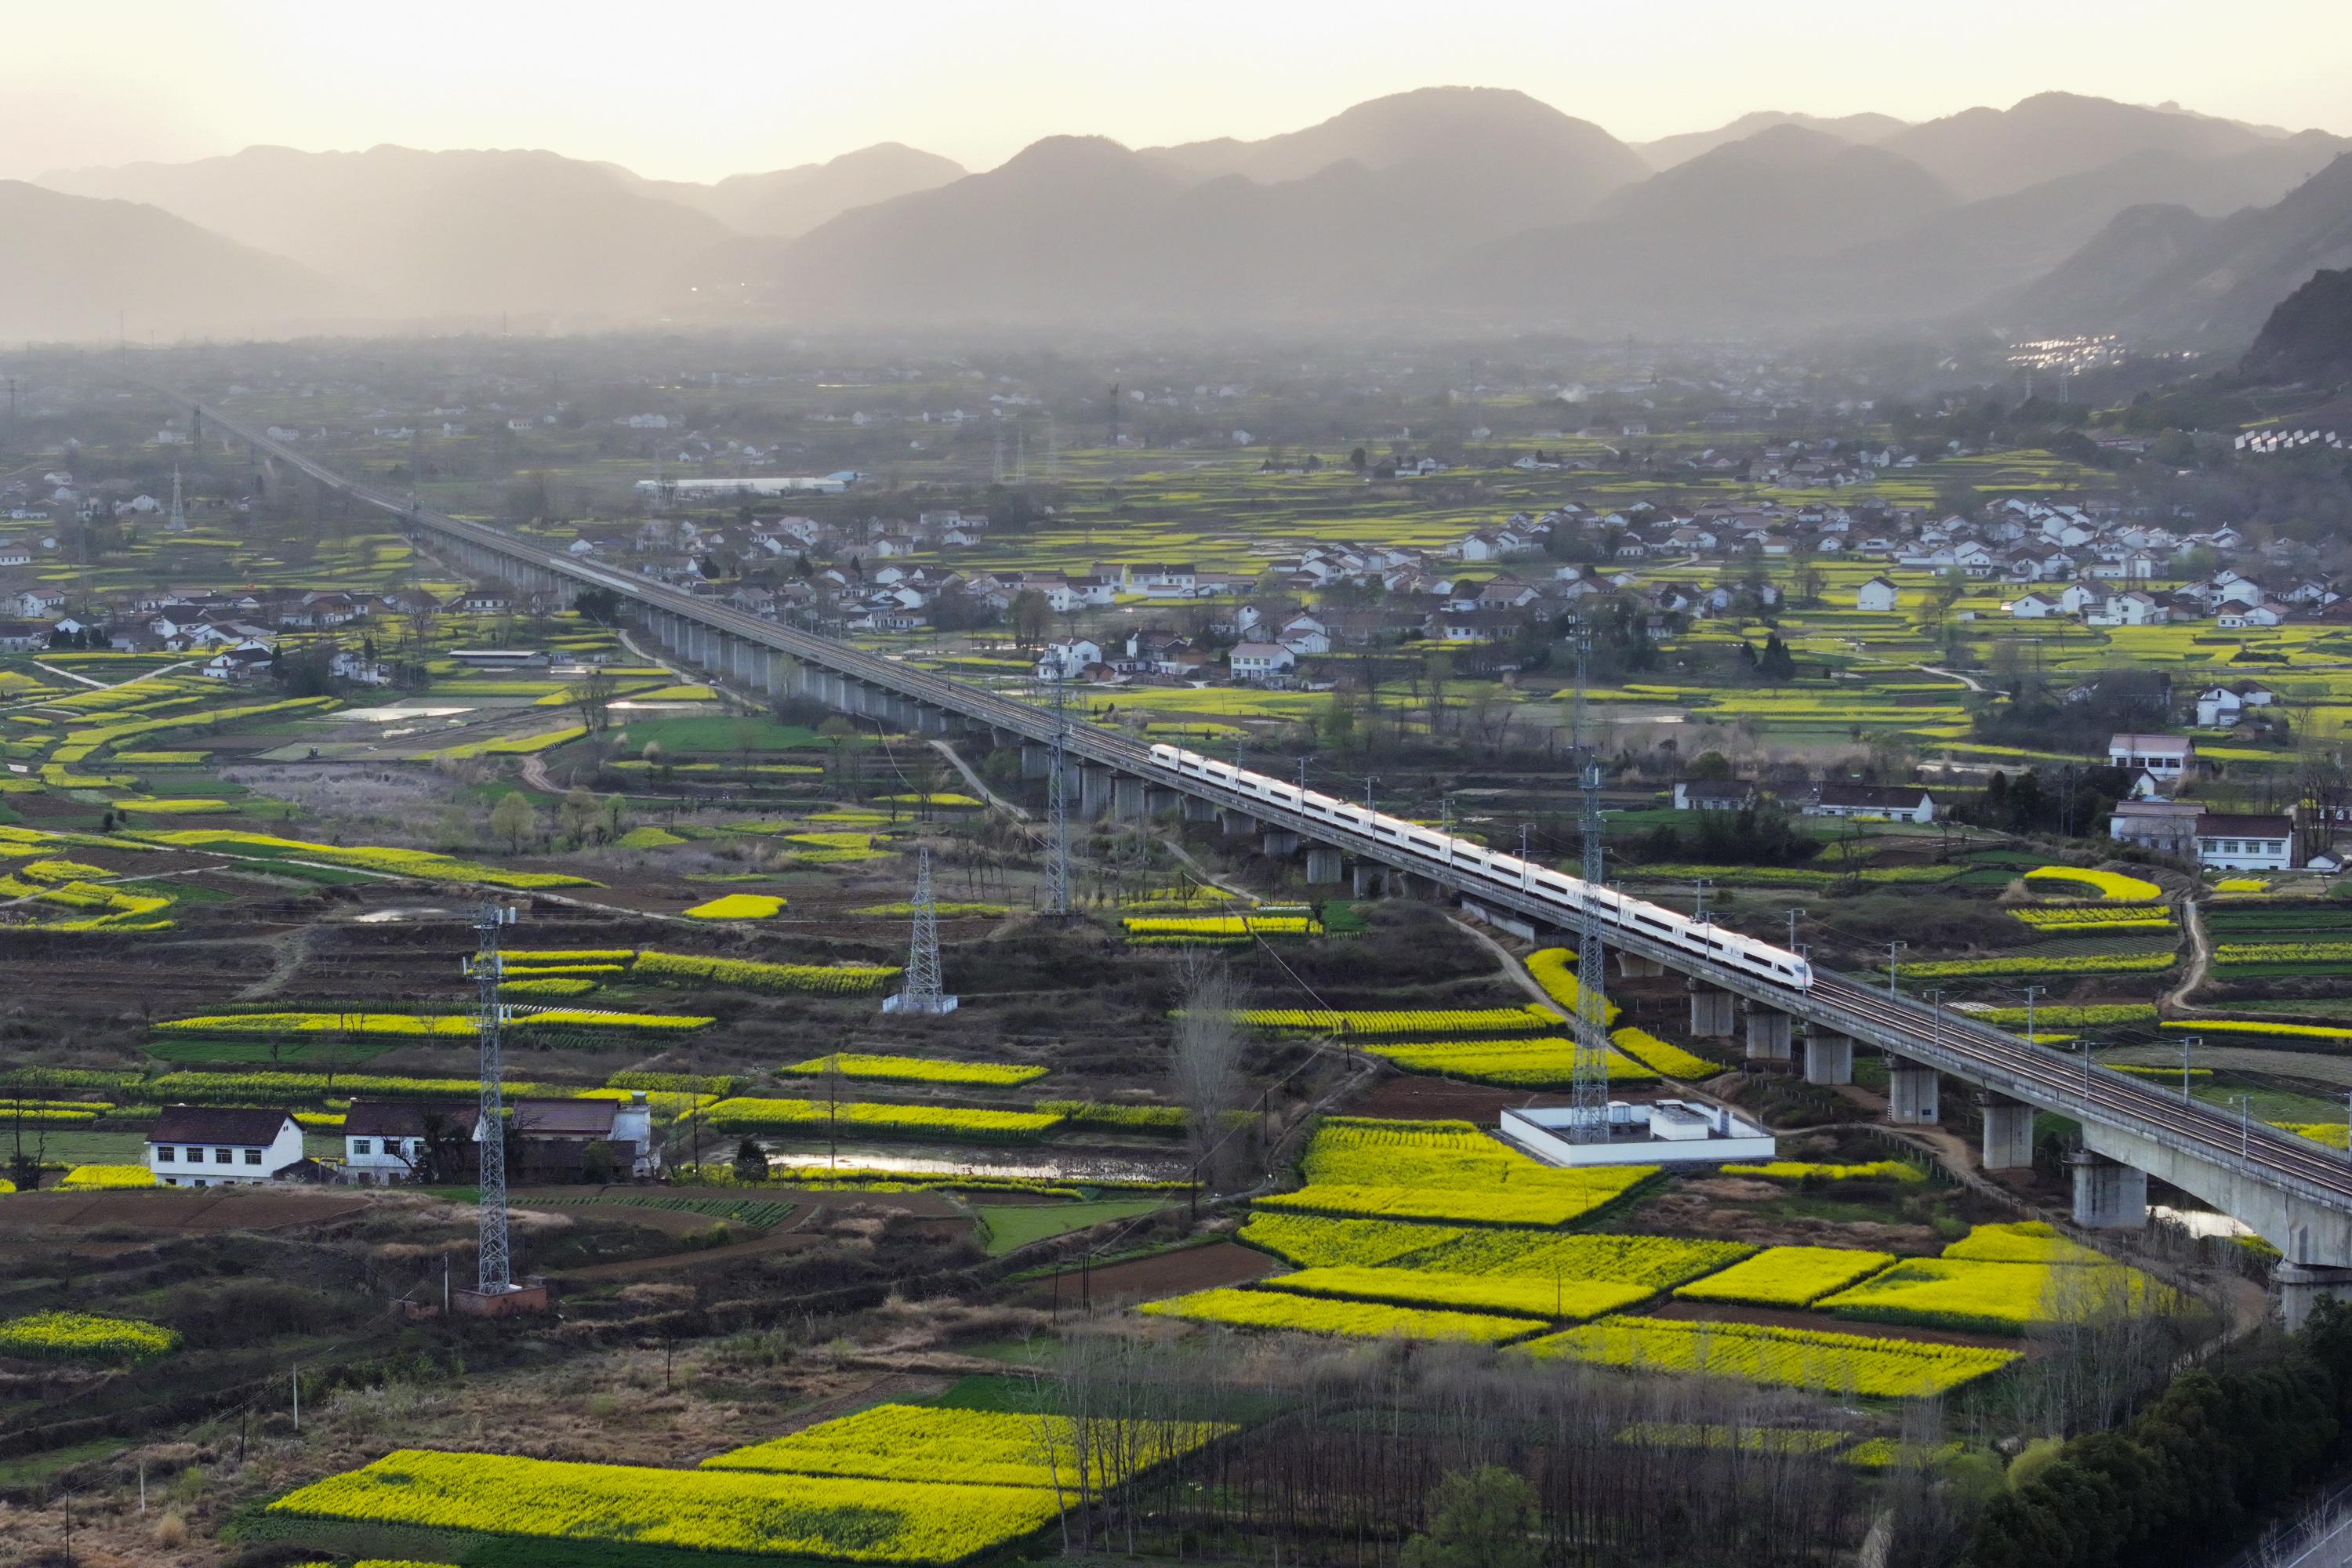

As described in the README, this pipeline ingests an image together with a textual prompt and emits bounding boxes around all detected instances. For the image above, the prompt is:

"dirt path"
[232,923,317,1002]
[1446,916,1561,1013]
[2165,896,2214,1014]
[927,738,1026,822]
[1917,663,1985,693]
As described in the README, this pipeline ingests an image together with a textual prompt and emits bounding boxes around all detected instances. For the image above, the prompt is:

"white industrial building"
[1501,1099,1775,1169]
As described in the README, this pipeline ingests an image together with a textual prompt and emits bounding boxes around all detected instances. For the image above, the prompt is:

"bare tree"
[572,666,619,733]
[1170,953,1245,1186]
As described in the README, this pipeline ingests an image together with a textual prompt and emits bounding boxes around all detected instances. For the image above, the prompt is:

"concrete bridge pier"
[1352,862,1388,898]
[1111,775,1146,820]
[1262,829,1300,856]
[1080,766,1114,818]
[1305,848,1344,885]
[1145,787,1181,816]
[1687,986,1737,1039]
[1743,1008,1793,1062]
[2069,1151,2149,1229]
[1982,1095,2037,1170]
[1183,797,1218,823]
[1217,808,1256,837]
[1803,1031,1853,1086]
[1615,952,1667,978]
[2277,1263,2352,1330]
[1021,744,1051,779]
[1887,1059,1941,1125]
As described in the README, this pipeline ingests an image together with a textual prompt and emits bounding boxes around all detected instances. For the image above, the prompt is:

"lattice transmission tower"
[883,847,956,1014]
[1569,621,1613,1142]
[470,902,517,1291]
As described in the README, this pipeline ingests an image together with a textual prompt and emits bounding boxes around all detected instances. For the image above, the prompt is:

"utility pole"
[1886,941,1907,997]
[1693,878,1714,925]
[1786,906,1805,953]
[2021,984,2045,1047]
[2183,1035,2198,1103]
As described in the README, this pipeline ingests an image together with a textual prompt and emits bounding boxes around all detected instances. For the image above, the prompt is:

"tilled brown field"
[1007,1239,1280,1307]
[0,1186,368,1231]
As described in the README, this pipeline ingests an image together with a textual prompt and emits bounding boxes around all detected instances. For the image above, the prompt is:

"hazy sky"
[13,0,2351,183]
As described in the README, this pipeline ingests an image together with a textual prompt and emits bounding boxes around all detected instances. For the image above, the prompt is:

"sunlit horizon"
[9,0,2350,184]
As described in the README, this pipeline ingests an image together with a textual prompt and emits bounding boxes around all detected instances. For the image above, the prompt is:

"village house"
[2197,683,2278,728]
[1034,638,1104,681]
[1803,783,1939,824]
[1671,779,1759,812]
[2109,798,2201,856]
[490,1095,662,1181]
[1229,642,1299,684]
[1854,577,1901,612]
[2108,733,2194,783]
[147,1106,307,1187]
[342,1100,480,1185]
[2193,811,2301,873]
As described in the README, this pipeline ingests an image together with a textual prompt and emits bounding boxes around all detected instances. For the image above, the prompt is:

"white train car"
[1145,743,1812,993]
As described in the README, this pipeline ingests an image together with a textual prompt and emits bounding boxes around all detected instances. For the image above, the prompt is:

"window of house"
[214,1147,233,1163]
[244,1149,262,1165]
[352,1139,372,1156]
[155,1147,175,1162]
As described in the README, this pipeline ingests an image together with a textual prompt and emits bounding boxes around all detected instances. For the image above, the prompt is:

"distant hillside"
[1593,124,1951,245]
[617,143,965,238]
[741,91,1654,325]
[38,144,735,321]
[1632,110,1908,170]
[1879,91,2295,201]
[0,180,339,342]
[23,86,2352,339]
[2014,153,2352,344]
[1141,86,1646,213]
[2244,267,2352,379]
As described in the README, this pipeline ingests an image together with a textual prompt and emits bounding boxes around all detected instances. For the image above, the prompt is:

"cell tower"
[1044,673,1073,916]
[1107,383,1120,450]
[1014,426,1027,484]
[883,848,958,1014]
[992,426,1005,484]
[1568,621,1613,1142]
[1045,413,1061,482]
[470,902,517,1293]
[165,465,187,534]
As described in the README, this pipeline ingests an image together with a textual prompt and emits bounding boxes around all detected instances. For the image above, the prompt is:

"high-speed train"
[1145,743,1813,993]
